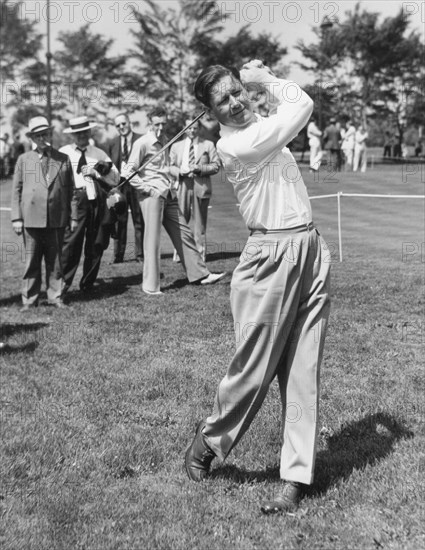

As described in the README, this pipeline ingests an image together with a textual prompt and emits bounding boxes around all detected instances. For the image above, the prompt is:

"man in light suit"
[104,113,145,263]
[306,116,322,172]
[11,116,74,311]
[125,107,226,295]
[170,118,220,261]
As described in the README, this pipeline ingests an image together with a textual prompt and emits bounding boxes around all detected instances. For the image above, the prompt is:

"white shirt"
[125,132,172,198]
[217,78,313,230]
[355,129,368,149]
[60,143,119,200]
[343,125,356,150]
[307,121,322,142]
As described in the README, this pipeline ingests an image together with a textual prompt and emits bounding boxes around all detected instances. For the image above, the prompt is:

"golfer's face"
[208,75,254,129]
[150,116,166,140]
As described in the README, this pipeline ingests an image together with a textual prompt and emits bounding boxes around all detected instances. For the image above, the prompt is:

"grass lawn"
[1,163,424,549]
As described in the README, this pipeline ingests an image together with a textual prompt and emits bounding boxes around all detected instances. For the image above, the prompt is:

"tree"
[53,24,129,123]
[0,0,42,81]
[296,3,424,143]
[128,0,288,125]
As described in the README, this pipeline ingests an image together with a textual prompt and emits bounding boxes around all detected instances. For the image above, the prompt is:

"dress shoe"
[142,288,164,296]
[200,272,226,285]
[110,258,124,265]
[260,481,303,514]
[185,420,216,481]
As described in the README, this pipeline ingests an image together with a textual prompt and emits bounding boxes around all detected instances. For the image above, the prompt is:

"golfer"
[185,60,331,514]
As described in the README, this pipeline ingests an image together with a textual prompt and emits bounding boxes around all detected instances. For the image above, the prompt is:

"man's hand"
[70,220,78,232]
[240,59,275,86]
[12,220,23,235]
[81,165,97,178]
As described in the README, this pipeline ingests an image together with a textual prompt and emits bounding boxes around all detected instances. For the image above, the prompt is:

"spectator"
[170,117,220,261]
[306,116,322,172]
[125,107,226,295]
[104,112,145,264]
[341,120,356,171]
[353,124,369,172]
[383,131,393,158]
[60,116,121,293]
[10,116,74,311]
[323,118,342,172]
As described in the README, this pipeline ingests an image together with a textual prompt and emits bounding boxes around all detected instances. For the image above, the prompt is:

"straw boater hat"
[63,115,98,134]
[26,116,53,137]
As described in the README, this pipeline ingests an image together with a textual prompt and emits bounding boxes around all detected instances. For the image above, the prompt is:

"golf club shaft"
[116,111,206,189]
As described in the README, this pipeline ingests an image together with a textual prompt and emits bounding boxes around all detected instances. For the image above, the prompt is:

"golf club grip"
[116,111,206,189]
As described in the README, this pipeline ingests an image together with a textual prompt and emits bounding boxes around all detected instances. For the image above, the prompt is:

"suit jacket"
[104,132,142,173]
[169,137,220,199]
[323,124,341,150]
[11,148,74,228]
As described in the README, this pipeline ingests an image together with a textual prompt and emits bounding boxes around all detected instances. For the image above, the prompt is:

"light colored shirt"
[342,125,356,149]
[60,143,119,200]
[217,78,313,230]
[355,129,368,148]
[307,121,322,140]
[125,131,172,198]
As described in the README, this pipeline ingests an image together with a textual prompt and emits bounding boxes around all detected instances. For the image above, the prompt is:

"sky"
[20,0,423,86]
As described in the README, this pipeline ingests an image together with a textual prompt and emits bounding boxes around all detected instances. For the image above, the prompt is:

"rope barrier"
[310,192,425,262]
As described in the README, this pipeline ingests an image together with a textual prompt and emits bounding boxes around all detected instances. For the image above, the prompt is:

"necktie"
[39,150,50,184]
[188,138,195,169]
[76,147,87,174]
[123,137,129,162]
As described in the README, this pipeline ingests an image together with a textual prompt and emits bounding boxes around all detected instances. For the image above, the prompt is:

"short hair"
[148,107,167,121]
[194,65,241,108]
[114,112,130,122]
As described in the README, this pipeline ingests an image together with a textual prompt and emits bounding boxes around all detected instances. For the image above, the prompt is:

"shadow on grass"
[0,294,22,307]
[210,413,413,492]
[309,412,414,496]
[1,322,47,354]
[65,275,142,303]
[0,341,39,354]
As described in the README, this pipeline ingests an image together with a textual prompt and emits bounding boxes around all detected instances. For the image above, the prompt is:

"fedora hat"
[63,115,98,134]
[26,116,53,137]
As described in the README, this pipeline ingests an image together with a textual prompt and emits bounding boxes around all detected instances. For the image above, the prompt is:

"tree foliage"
[296,3,424,141]
[53,24,128,122]
[0,0,42,80]
[128,0,287,122]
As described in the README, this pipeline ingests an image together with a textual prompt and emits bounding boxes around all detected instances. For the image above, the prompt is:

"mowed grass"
[1,162,424,549]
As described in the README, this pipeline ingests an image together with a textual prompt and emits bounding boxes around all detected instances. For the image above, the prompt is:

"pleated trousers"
[203,223,331,485]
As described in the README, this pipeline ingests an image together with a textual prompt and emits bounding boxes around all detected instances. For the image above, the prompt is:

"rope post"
[337,191,343,262]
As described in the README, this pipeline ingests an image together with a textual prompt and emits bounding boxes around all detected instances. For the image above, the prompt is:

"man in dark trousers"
[323,117,342,172]
[11,116,74,310]
[60,116,121,292]
[104,113,145,263]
